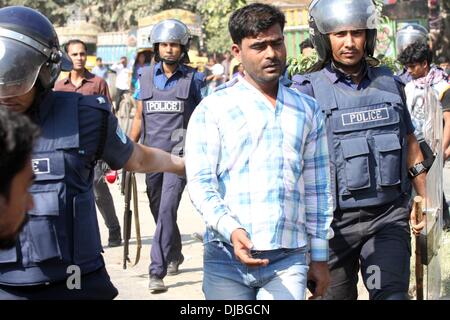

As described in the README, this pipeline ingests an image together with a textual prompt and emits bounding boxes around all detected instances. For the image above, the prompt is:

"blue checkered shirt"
[186,78,333,261]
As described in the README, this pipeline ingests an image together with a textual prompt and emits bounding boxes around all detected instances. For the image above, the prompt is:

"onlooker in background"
[399,41,450,230]
[110,56,131,113]
[0,108,38,250]
[221,51,233,82]
[395,23,429,84]
[92,57,109,81]
[54,39,121,247]
[299,38,314,57]
[437,57,450,75]
[232,62,245,79]
[203,56,224,96]
[131,51,152,100]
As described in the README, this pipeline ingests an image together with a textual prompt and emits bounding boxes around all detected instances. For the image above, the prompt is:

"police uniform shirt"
[138,61,205,105]
[39,91,134,172]
[291,62,416,136]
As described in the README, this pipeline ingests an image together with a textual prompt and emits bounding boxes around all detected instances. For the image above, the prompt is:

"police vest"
[306,66,409,209]
[139,64,197,155]
[0,92,108,285]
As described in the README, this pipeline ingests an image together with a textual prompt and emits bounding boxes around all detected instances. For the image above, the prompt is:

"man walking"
[186,3,333,300]
[129,19,205,293]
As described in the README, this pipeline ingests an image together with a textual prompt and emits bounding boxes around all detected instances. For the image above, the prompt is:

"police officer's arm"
[407,133,427,234]
[129,100,143,142]
[99,105,183,176]
[123,143,184,176]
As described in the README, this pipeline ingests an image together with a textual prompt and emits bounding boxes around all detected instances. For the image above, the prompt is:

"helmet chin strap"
[162,58,178,65]
[161,51,186,66]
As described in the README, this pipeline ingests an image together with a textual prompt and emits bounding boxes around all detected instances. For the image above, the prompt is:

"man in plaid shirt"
[185,3,333,300]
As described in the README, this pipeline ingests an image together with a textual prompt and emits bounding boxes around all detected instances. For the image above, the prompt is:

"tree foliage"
[195,0,247,54]
[1,0,245,53]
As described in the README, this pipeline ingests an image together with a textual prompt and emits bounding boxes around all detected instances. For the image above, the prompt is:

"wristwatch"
[408,162,427,178]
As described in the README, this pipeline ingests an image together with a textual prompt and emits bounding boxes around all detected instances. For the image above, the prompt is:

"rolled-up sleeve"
[185,101,242,241]
[302,103,334,261]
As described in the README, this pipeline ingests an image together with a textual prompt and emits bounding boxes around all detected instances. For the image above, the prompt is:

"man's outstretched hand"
[231,229,269,267]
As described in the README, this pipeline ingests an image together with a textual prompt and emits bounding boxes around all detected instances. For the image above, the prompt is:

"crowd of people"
[0,0,449,301]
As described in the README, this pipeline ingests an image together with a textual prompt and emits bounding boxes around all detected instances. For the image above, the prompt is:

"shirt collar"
[324,60,371,84]
[155,61,187,77]
[63,69,95,84]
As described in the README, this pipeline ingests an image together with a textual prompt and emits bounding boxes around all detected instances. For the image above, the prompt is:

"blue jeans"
[203,241,308,300]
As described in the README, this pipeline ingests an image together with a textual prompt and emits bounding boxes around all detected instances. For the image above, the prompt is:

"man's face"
[301,47,314,57]
[0,160,34,249]
[96,59,102,67]
[329,30,366,67]
[0,87,36,113]
[120,57,127,67]
[67,43,87,72]
[159,42,182,65]
[232,24,286,88]
[406,61,429,80]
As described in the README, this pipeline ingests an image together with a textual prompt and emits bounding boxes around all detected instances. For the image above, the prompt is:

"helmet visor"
[310,0,379,34]
[0,37,47,98]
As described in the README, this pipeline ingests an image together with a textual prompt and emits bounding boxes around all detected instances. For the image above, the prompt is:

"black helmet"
[308,0,379,63]
[0,6,72,98]
[395,24,428,57]
[149,19,191,64]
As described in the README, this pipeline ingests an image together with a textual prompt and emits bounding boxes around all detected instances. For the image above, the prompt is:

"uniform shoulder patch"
[79,95,112,112]
[116,125,127,144]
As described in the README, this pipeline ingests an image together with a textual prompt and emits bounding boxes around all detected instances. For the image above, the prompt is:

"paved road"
[99,166,450,300]
[99,173,205,300]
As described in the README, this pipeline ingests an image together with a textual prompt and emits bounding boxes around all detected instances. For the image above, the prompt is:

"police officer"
[395,23,429,84]
[292,0,426,300]
[129,19,205,293]
[0,6,184,300]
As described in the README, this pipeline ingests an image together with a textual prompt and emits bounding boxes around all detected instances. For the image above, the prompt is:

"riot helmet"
[396,23,428,57]
[149,19,191,64]
[308,0,379,63]
[0,6,72,98]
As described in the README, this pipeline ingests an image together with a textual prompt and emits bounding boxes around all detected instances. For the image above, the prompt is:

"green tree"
[196,0,247,54]
[3,0,69,26]
[77,0,197,31]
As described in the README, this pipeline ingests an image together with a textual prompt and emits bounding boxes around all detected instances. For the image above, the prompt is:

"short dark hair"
[64,39,87,53]
[229,3,286,45]
[96,57,102,62]
[398,41,432,66]
[0,108,39,199]
[300,38,313,51]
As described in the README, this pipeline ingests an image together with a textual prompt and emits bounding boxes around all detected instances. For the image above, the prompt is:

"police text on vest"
[342,108,389,126]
